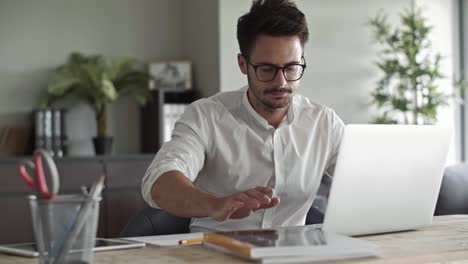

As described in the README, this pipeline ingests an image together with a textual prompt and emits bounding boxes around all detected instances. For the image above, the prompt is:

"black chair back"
[120,205,324,237]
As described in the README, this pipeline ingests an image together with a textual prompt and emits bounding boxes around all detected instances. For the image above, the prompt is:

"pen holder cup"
[29,194,101,264]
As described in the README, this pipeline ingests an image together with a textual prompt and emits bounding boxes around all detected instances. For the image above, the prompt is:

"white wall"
[415,0,459,164]
[0,0,184,155]
[463,0,468,160]
[219,0,251,92]
[181,0,220,98]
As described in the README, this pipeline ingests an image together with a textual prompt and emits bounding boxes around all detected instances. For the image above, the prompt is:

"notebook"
[203,225,379,262]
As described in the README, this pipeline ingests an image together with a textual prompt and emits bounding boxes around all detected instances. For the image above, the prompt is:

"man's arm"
[151,170,280,221]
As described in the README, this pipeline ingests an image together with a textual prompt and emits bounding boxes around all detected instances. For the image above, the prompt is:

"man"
[142,0,344,232]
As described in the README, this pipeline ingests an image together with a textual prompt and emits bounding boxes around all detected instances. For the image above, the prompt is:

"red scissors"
[18,149,60,199]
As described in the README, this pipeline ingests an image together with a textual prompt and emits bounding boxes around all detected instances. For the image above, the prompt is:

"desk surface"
[2,215,468,264]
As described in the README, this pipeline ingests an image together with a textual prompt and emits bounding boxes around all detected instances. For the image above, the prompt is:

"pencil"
[178,237,204,245]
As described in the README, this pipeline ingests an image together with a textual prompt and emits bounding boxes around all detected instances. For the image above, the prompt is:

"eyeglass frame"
[244,55,307,82]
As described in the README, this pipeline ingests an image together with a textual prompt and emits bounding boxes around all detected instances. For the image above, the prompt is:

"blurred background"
[0,0,465,164]
[0,0,467,246]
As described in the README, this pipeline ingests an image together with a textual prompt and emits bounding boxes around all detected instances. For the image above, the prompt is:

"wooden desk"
[2,215,468,264]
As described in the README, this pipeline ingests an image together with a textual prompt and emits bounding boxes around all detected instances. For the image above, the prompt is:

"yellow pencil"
[178,237,204,245]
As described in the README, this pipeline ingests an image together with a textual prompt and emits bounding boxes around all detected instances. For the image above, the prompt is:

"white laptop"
[322,124,451,236]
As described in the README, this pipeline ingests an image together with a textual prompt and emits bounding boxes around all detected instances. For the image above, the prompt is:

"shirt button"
[273,131,279,138]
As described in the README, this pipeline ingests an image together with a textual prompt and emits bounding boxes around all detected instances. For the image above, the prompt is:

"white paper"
[123,232,203,247]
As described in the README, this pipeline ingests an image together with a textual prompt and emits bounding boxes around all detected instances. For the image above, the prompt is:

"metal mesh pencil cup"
[29,194,101,264]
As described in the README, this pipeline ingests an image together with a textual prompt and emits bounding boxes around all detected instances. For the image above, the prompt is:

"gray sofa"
[435,162,468,215]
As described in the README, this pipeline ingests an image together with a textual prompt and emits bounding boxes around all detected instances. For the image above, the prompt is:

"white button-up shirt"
[141,86,344,232]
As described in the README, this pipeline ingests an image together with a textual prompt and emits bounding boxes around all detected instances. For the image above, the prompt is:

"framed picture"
[149,61,192,90]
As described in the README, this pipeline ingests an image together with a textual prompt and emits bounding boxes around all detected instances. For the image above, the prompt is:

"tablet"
[0,238,146,258]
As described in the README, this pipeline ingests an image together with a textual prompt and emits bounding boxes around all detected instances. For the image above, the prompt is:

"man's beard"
[247,74,293,110]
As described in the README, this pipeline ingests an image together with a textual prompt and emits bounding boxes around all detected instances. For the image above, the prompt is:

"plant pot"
[92,136,113,155]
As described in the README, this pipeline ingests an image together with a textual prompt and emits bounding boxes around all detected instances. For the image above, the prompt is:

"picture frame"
[149,61,192,90]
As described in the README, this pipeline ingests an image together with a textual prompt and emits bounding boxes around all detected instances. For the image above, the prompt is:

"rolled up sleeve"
[141,104,207,208]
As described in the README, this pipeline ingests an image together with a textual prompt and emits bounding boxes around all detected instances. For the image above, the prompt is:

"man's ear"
[238,53,248,75]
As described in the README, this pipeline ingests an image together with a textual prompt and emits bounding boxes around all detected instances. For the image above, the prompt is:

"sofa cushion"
[435,162,468,215]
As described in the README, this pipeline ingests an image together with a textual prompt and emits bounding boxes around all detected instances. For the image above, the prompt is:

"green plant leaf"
[47,76,81,96]
[368,4,447,124]
[101,78,118,101]
[45,51,152,135]
[107,57,138,81]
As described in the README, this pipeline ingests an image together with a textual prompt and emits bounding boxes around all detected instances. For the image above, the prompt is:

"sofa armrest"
[435,162,468,215]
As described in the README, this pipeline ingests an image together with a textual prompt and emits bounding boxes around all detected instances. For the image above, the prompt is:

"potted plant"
[367,5,447,124]
[45,52,152,155]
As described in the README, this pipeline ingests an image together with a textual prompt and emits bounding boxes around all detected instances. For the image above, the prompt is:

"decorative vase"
[92,136,113,155]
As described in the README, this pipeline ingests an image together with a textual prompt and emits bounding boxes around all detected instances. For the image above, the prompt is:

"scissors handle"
[34,153,54,199]
[18,150,60,199]
[18,161,35,187]
[36,150,60,199]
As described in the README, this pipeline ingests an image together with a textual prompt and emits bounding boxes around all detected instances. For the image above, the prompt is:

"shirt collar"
[242,86,296,129]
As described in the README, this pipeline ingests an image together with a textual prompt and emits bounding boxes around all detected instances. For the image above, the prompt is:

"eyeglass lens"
[255,64,304,82]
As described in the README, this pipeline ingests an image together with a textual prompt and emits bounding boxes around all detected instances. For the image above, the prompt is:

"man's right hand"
[209,186,280,221]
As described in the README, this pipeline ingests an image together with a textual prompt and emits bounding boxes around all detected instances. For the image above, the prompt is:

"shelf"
[0,154,156,163]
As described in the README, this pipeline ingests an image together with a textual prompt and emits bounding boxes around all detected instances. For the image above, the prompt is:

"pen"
[178,238,204,245]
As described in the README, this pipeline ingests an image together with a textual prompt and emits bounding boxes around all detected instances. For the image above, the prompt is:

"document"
[123,232,203,247]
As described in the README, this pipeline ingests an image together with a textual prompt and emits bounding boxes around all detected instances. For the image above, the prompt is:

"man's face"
[238,35,304,111]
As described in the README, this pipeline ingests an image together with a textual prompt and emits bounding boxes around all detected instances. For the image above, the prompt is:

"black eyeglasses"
[245,56,307,82]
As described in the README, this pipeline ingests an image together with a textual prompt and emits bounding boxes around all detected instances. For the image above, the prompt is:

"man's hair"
[237,0,309,59]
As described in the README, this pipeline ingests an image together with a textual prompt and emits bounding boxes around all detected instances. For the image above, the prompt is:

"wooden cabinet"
[0,155,153,244]
[0,196,34,244]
